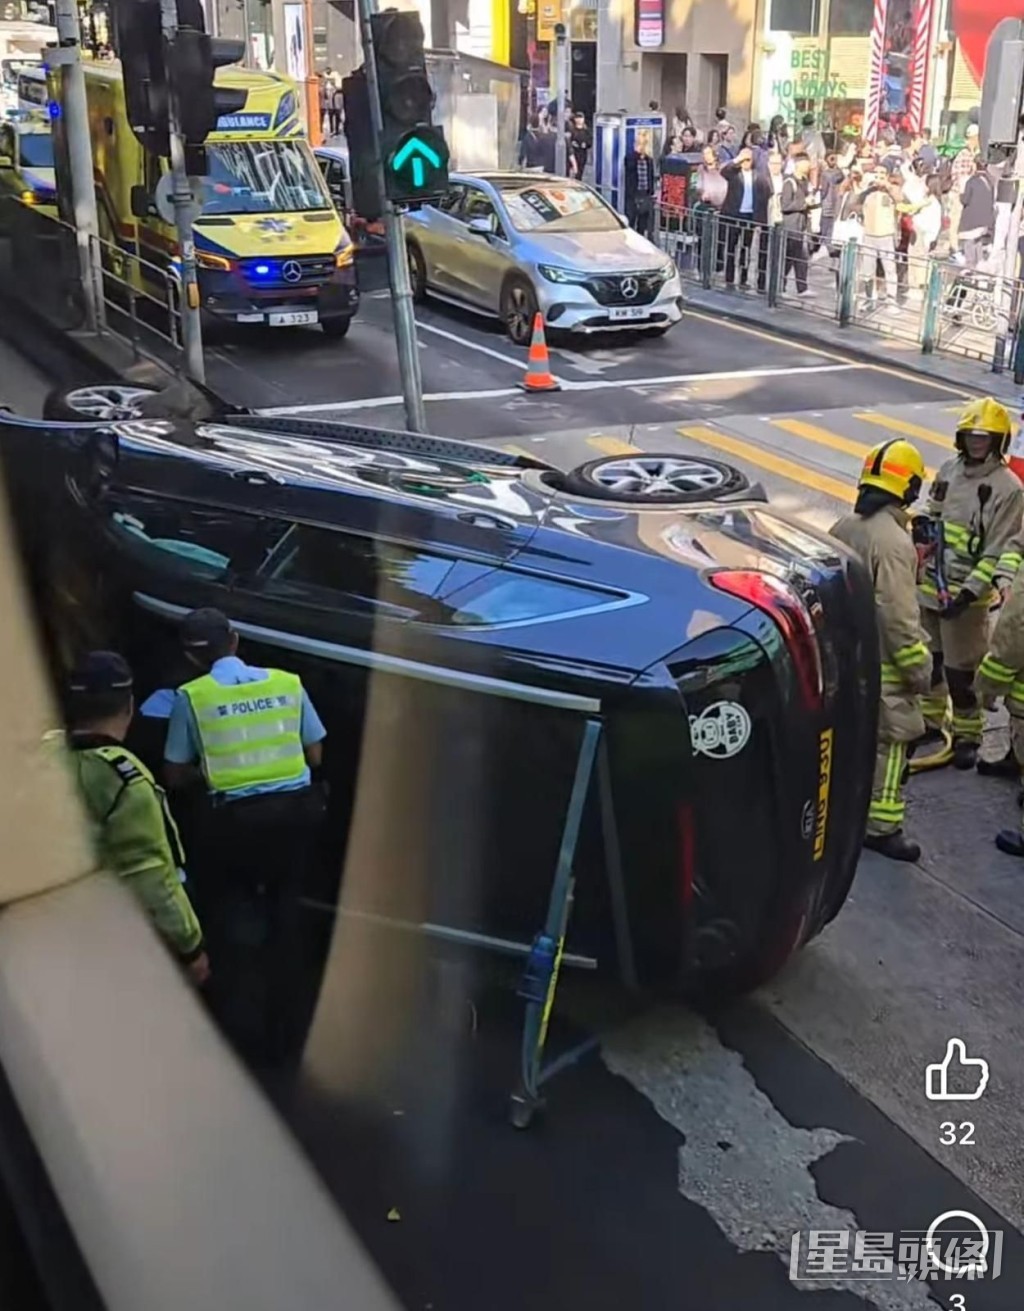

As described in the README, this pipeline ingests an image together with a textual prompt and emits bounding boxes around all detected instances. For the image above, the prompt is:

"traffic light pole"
[356,0,428,434]
[159,0,206,386]
[553,24,569,177]
[52,0,105,334]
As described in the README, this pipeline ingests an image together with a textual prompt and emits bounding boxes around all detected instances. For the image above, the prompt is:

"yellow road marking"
[852,411,950,451]
[503,443,541,461]
[772,417,937,480]
[686,309,972,397]
[586,436,638,456]
[678,424,855,503]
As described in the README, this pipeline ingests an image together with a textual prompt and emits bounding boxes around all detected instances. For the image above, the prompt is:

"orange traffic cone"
[519,312,561,392]
[1009,420,1024,485]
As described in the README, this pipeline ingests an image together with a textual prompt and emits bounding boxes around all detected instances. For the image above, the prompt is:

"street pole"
[356,0,427,434]
[51,0,105,333]
[304,0,322,145]
[554,22,569,176]
[993,134,1024,372]
[159,0,206,385]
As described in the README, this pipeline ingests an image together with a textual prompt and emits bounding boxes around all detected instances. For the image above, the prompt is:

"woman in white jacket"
[909,173,944,296]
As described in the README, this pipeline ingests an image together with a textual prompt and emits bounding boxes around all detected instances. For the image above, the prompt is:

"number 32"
[940,1121,975,1145]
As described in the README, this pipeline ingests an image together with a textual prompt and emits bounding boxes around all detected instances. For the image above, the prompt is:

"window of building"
[828,0,873,36]
[769,0,820,35]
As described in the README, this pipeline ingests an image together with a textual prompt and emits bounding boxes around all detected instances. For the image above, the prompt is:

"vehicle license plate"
[609,306,648,321]
[269,310,318,326]
[236,313,264,323]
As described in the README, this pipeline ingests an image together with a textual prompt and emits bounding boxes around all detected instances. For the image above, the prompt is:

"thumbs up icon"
[925,1038,990,1101]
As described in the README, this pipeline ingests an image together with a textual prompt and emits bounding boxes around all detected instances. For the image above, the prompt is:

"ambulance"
[0,110,55,210]
[71,62,359,337]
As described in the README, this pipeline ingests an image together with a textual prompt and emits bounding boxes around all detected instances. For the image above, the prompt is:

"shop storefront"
[753,0,982,141]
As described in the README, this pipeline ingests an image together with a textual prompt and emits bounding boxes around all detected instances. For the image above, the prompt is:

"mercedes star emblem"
[282,260,303,284]
[621,276,639,300]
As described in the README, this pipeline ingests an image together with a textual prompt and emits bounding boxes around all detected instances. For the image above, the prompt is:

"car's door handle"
[231,469,284,486]
[456,511,517,531]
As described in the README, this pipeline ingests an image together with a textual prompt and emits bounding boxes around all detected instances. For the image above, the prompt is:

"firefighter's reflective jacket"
[832,502,931,714]
[919,455,1024,610]
[977,564,1024,715]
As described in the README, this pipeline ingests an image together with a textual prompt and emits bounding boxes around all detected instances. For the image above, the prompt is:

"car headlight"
[656,259,677,283]
[196,251,233,271]
[538,264,590,284]
[335,240,355,268]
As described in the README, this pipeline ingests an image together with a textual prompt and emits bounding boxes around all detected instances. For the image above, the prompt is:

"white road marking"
[604,1010,937,1311]
[415,320,524,368]
[255,363,864,416]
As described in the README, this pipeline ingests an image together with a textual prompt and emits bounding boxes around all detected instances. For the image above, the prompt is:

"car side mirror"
[467,216,494,237]
[130,184,152,219]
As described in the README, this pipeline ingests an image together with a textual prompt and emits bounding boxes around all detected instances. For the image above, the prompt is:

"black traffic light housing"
[372,10,448,205]
[110,0,246,159]
[341,68,383,222]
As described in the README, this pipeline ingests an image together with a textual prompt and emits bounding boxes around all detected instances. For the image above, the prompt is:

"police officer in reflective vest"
[62,651,209,984]
[163,608,327,1057]
[832,439,932,861]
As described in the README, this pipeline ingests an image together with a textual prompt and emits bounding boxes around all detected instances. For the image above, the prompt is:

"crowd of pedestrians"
[651,109,999,312]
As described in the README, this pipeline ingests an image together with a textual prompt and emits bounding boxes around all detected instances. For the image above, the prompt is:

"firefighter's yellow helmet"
[955,396,1013,456]
[858,438,926,505]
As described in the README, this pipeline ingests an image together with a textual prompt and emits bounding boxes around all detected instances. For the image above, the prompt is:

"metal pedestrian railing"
[0,197,183,369]
[653,202,1024,381]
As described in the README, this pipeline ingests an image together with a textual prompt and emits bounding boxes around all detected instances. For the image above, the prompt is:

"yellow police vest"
[180,669,306,795]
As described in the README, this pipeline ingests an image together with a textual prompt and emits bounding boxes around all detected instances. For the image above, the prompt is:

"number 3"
[940,1122,976,1145]
[950,1295,966,1310]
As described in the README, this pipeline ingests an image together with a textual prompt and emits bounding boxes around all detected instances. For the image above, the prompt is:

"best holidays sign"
[769,45,849,113]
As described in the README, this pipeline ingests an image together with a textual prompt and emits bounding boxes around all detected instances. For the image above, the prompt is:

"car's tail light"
[709,569,824,710]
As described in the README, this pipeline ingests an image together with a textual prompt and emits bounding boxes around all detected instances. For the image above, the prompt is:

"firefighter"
[977,567,1024,854]
[916,397,1024,771]
[832,438,931,861]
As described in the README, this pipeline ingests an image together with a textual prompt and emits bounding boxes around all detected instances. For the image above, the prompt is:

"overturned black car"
[0,388,878,993]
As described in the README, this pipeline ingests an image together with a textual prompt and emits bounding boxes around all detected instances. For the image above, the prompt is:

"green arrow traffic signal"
[392,135,441,187]
[385,126,449,203]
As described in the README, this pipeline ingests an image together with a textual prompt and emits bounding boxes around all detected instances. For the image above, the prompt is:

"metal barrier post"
[766,224,783,308]
[698,209,714,289]
[838,239,857,326]
[1013,290,1024,386]
[921,260,942,354]
[509,717,602,1129]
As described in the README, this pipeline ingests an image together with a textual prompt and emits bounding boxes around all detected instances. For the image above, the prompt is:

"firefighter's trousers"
[920,606,990,745]
[868,689,925,837]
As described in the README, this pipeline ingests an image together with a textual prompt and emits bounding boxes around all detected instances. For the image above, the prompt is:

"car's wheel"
[501,275,538,346]
[42,383,165,422]
[558,453,749,503]
[320,316,352,340]
[407,242,427,303]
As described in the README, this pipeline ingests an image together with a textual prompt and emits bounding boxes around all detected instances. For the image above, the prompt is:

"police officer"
[163,608,326,1056]
[916,397,1024,771]
[833,439,932,861]
[62,651,209,983]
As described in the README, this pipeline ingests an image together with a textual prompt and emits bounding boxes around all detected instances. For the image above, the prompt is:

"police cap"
[181,607,235,653]
[66,651,134,697]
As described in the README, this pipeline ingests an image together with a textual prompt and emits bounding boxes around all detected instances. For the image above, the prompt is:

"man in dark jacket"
[780,152,817,295]
[721,147,770,288]
[519,114,556,172]
[624,133,657,238]
[958,157,995,267]
[567,111,592,179]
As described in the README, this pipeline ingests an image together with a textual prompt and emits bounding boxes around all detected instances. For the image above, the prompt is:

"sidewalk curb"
[685,289,1021,406]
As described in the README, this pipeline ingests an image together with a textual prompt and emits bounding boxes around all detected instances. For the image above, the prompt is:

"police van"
[57,61,359,338]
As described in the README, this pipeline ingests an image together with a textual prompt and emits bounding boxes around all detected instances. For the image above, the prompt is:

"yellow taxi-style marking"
[771,417,937,481]
[587,436,638,456]
[852,411,950,451]
[678,424,856,503]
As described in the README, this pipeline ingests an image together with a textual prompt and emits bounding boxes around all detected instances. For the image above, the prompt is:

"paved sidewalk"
[685,280,1022,406]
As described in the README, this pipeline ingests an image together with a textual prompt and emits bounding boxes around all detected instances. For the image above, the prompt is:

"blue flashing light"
[47,101,60,120]
[254,263,271,276]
